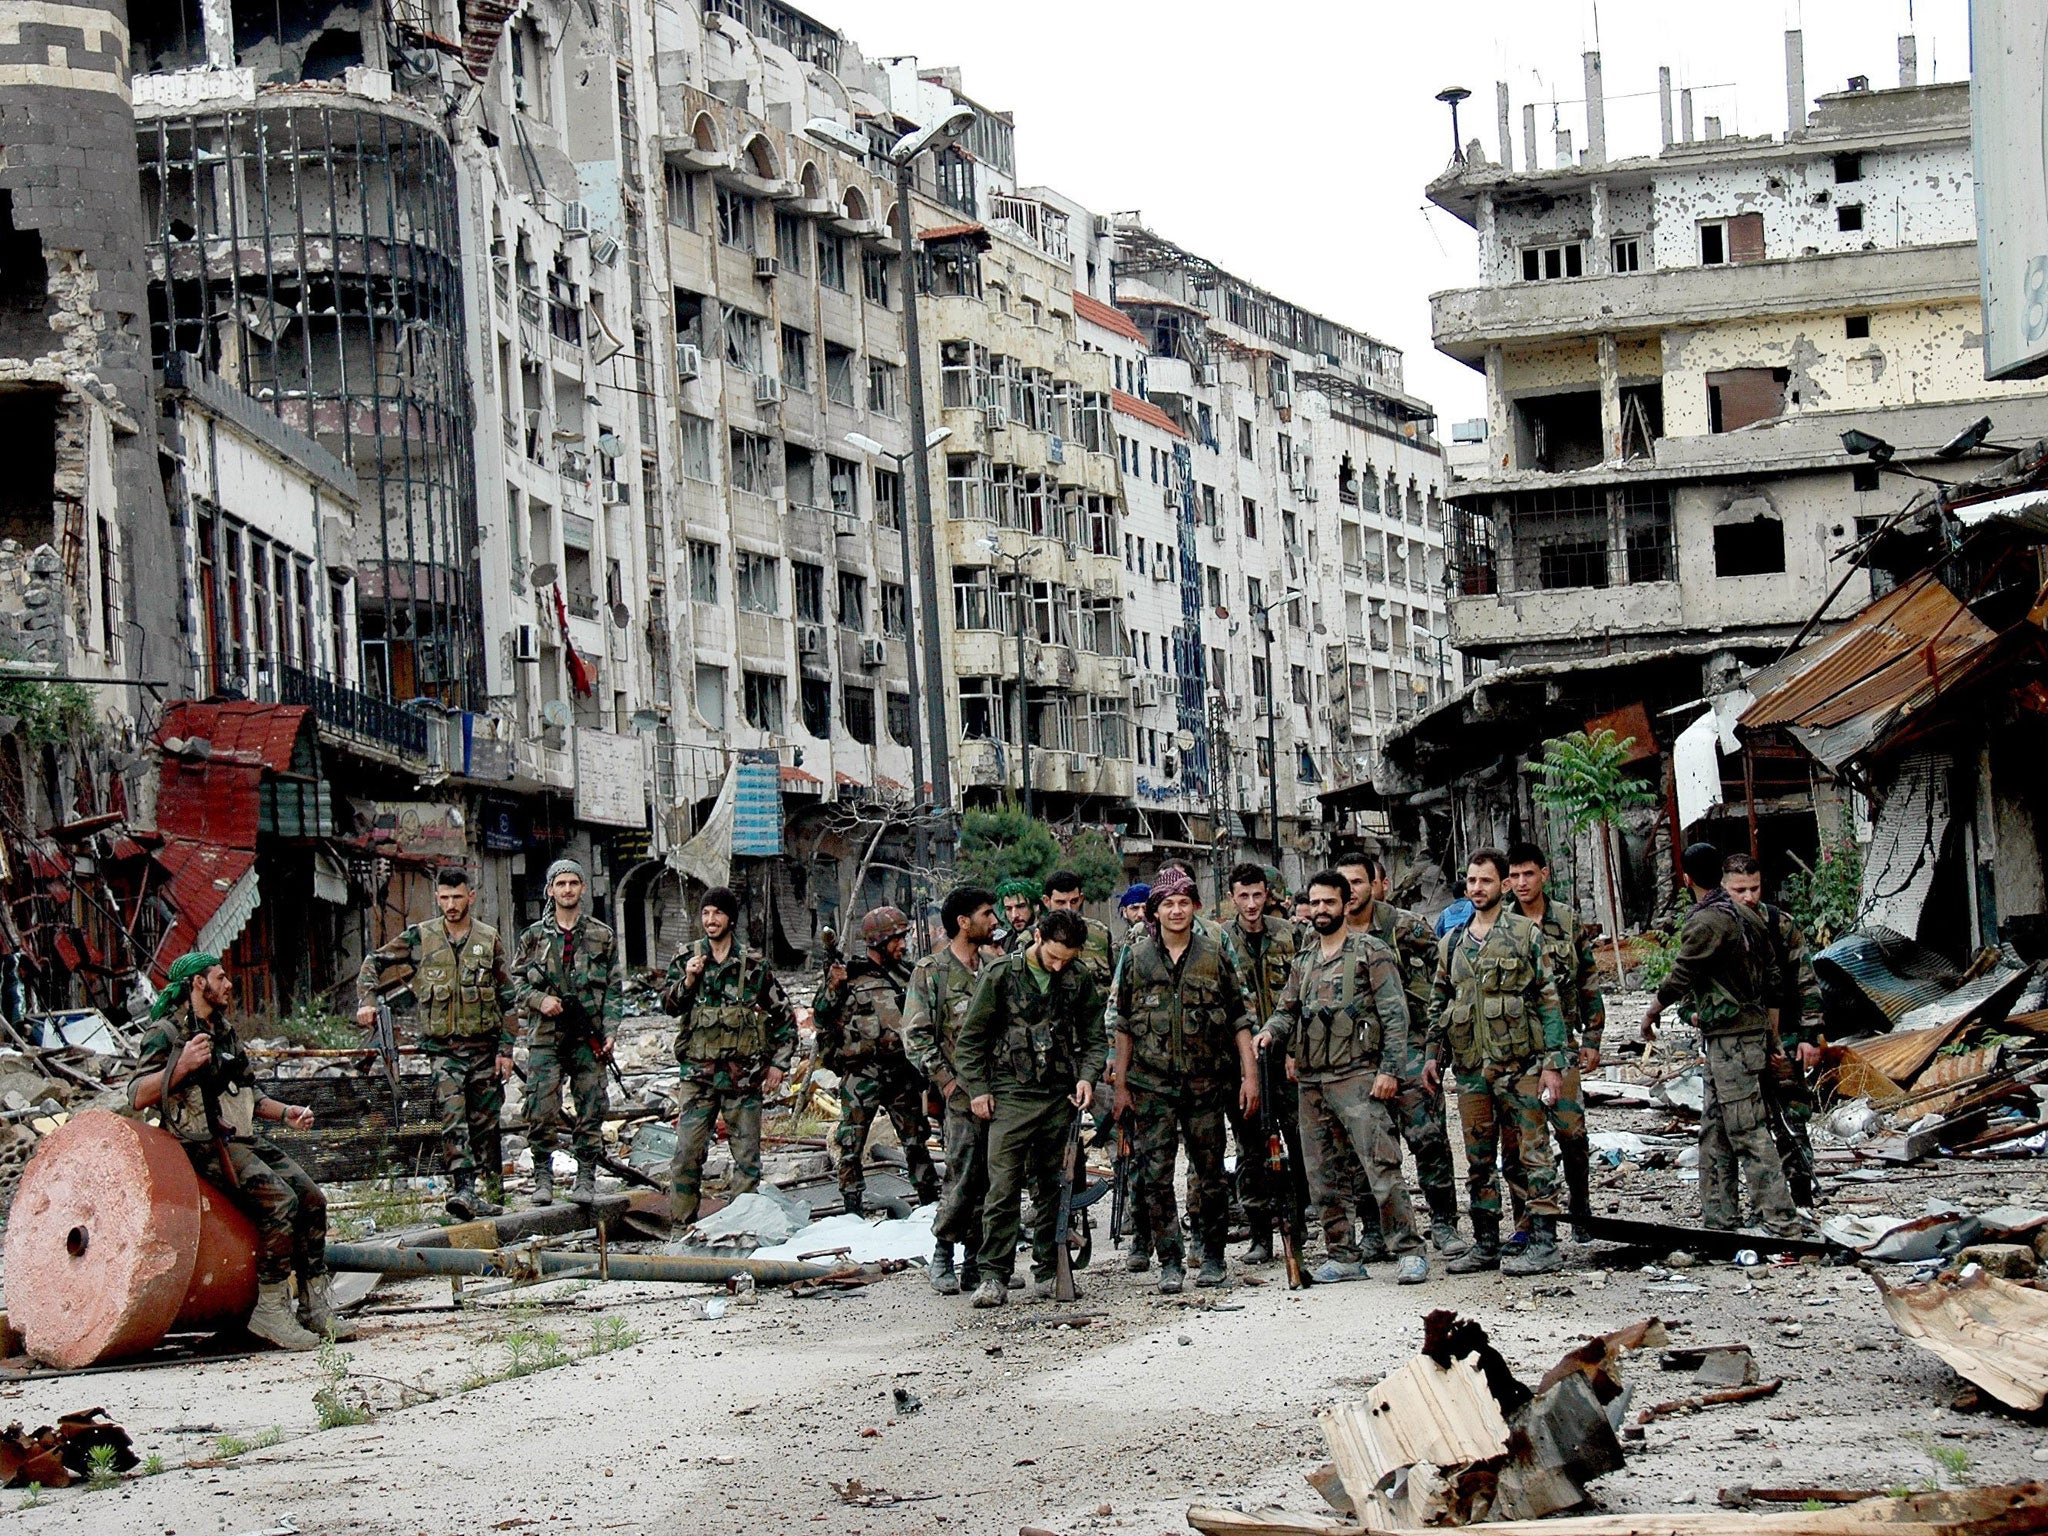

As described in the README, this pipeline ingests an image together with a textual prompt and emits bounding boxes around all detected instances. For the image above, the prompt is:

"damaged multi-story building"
[1385,29,2048,919]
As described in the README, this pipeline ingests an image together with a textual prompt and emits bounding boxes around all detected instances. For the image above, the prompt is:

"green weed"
[84,1444,120,1491]
[588,1315,641,1356]
[140,1453,164,1477]
[313,1336,374,1429]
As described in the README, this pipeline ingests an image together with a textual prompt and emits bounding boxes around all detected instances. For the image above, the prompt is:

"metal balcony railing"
[281,664,429,759]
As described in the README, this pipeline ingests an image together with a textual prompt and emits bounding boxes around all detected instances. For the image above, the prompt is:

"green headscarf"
[150,950,221,1021]
[993,876,1043,904]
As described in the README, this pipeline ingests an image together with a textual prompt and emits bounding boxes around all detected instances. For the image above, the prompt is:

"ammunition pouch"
[682,1002,770,1063]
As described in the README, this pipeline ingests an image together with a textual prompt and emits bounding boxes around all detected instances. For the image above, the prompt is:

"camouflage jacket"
[1656,892,1782,1039]
[1222,914,1301,1029]
[1509,896,1606,1053]
[1762,903,1823,1046]
[812,955,913,1079]
[662,936,795,1085]
[130,1003,260,1145]
[955,948,1105,1099]
[356,916,514,1048]
[1111,928,1251,1093]
[1267,931,1410,1083]
[902,944,988,1102]
[1071,914,1116,989]
[1426,912,1569,1075]
[1359,900,1438,1073]
[510,913,622,1050]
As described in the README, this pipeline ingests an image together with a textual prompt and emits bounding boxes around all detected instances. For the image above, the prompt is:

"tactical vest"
[1122,932,1239,1081]
[157,1009,258,1144]
[831,963,908,1072]
[1438,916,1544,1071]
[680,942,773,1062]
[415,919,504,1040]
[910,951,979,1077]
[988,956,1090,1091]
[1292,938,1385,1076]
[1233,918,1299,1024]
[1688,901,1776,1038]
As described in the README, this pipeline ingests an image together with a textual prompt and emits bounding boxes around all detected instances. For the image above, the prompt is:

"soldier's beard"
[1312,913,1344,935]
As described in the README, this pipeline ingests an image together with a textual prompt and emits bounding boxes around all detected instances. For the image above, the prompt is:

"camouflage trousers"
[1128,1081,1232,1262]
[1355,1074,1459,1238]
[525,1040,607,1165]
[1766,1064,1816,1207]
[1298,1072,1424,1261]
[426,1039,504,1193]
[932,1095,990,1254]
[1700,1032,1798,1233]
[977,1091,1074,1283]
[190,1137,327,1285]
[1500,1060,1590,1229]
[834,1063,940,1205]
[1456,1057,1559,1222]
[669,1078,762,1230]
[1230,1081,1309,1241]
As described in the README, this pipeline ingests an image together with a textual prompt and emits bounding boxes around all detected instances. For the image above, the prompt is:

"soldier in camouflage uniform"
[1341,850,1466,1257]
[661,885,795,1230]
[813,905,939,1214]
[1725,853,1821,1207]
[1221,860,1306,1266]
[1111,866,1257,1292]
[1644,844,1800,1236]
[356,867,515,1220]
[905,885,1000,1293]
[1042,869,1115,986]
[1505,842,1603,1236]
[954,907,1104,1305]
[1261,870,1431,1284]
[995,877,1043,954]
[509,858,621,1204]
[1424,849,1572,1276]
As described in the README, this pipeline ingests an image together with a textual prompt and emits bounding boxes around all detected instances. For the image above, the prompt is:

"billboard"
[1973,0,2048,378]
[573,728,647,829]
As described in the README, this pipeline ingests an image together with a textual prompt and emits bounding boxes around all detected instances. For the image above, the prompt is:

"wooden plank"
[1319,1357,1509,1521]
[1837,1020,1966,1088]
[1187,1507,1363,1536]
[1362,1483,2048,1536]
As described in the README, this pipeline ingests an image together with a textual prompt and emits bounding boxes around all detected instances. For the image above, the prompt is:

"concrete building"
[1386,31,2048,917]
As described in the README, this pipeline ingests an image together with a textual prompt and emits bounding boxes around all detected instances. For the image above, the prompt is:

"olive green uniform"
[1759,901,1821,1204]
[1224,914,1308,1245]
[131,1006,327,1284]
[955,949,1105,1283]
[1110,929,1252,1265]
[1657,893,1796,1233]
[904,944,994,1259]
[510,913,621,1170]
[814,956,939,1207]
[1426,912,1569,1224]
[357,917,514,1198]
[1501,896,1604,1227]
[662,937,796,1228]
[1360,901,1461,1234]
[1267,931,1424,1261]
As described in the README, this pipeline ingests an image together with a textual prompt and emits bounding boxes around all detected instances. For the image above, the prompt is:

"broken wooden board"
[1187,1507,1363,1536]
[1579,1214,1837,1259]
[1319,1355,1510,1525]
[1350,1484,2048,1536]
[1839,1019,1970,1090]
[1830,1046,1907,1105]
[1876,1267,2048,1410]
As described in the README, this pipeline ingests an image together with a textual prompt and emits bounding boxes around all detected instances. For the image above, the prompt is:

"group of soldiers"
[118,832,1824,1351]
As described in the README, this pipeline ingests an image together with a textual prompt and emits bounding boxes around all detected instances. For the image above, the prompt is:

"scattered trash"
[665,1185,812,1252]
[751,1203,939,1264]
[830,1477,937,1507]
[0,1407,136,1488]
[891,1386,921,1414]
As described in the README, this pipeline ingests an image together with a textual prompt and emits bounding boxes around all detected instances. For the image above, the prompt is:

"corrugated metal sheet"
[150,839,257,980]
[1814,925,1964,1034]
[155,701,310,771]
[1740,573,2000,768]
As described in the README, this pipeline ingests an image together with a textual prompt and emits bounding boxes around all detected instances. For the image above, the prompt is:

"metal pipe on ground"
[324,1242,834,1286]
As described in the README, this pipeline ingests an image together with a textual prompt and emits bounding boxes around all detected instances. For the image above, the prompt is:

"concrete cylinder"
[4,1110,258,1368]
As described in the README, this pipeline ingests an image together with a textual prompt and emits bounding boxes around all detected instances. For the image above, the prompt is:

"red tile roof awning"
[155,701,310,771]
[834,770,866,788]
[1074,291,1144,342]
[779,764,823,785]
[1112,389,1185,439]
[150,839,259,981]
[918,222,990,246]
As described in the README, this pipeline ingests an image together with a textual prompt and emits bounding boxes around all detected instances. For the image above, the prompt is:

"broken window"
[721,305,763,372]
[775,212,808,275]
[1520,241,1585,282]
[1622,485,1676,583]
[0,390,57,545]
[1700,212,1765,266]
[861,249,892,307]
[1513,390,1602,473]
[843,685,875,744]
[959,677,1005,740]
[717,186,756,251]
[743,671,786,731]
[779,326,810,392]
[133,0,206,72]
[793,562,824,623]
[736,551,780,613]
[1837,204,1864,233]
[818,233,848,291]
[887,691,914,745]
[1238,418,1254,459]
[1609,237,1641,273]
[800,676,830,737]
[1706,368,1789,432]
[924,240,982,298]
[1714,514,1787,577]
[1833,152,1863,183]
[0,193,51,357]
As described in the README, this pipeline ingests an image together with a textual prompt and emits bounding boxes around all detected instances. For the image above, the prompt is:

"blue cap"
[1117,883,1151,908]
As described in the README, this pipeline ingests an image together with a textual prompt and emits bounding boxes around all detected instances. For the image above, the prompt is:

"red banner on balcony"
[552,584,594,698]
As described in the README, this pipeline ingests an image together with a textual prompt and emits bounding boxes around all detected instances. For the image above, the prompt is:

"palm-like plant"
[1532,729,1658,986]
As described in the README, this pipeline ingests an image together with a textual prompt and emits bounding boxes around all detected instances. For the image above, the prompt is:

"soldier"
[1043,869,1114,987]
[1504,841,1603,1237]
[995,877,1043,953]
[954,908,1103,1306]
[904,885,999,1294]
[510,858,620,1205]
[1221,860,1305,1266]
[661,885,795,1230]
[1339,850,1465,1257]
[1110,866,1258,1292]
[1422,849,1572,1276]
[1117,884,1151,936]
[813,905,940,1214]
[1259,870,1430,1285]
[1642,844,1802,1237]
[356,867,515,1220]
[130,952,338,1350]
[1724,853,1822,1207]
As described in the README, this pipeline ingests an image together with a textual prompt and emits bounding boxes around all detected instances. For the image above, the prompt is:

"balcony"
[281,664,428,759]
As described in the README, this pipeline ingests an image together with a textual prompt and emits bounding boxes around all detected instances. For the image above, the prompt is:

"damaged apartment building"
[1383,30,2048,923]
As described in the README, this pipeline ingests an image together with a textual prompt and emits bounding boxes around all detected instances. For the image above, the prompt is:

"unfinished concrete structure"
[1389,31,2048,916]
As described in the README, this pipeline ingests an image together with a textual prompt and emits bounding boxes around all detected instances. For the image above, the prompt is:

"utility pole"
[1254,589,1302,882]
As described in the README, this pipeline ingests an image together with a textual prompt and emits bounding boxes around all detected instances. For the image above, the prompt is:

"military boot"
[1426,1190,1470,1257]
[970,1275,1007,1308]
[842,1188,865,1218]
[1447,1217,1501,1274]
[570,1163,597,1203]
[1157,1257,1186,1295]
[446,1176,478,1222]
[298,1274,357,1341]
[1564,1163,1594,1240]
[246,1282,320,1352]
[1243,1227,1275,1266]
[929,1242,960,1295]
[473,1183,506,1219]
[1500,1215,1563,1276]
[959,1252,982,1294]
[530,1154,555,1205]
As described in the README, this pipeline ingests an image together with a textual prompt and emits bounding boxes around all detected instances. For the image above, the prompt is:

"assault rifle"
[556,992,633,1100]
[1108,1107,1131,1245]
[1053,1104,1111,1302]
[1259,1044,1307,1290]
[370,1000,404,1130]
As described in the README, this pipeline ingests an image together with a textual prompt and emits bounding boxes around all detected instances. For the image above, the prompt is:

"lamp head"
[1840,428,1894,463]
[843,431,885,457]
[1935,416,1994,460]
[888,105,978,165]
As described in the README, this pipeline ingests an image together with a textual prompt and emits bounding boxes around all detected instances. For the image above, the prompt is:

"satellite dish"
[530,562,558,588]
[1174,729,1196,752]
[542,700,573,729]
[1214,605,1230,619]
[610,601,631,628]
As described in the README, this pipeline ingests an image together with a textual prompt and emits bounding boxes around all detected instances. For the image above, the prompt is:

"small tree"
[957,804,1059,890]
[1782,810,1863,946]
[1532,729,1658,986]
[1059,828,1123,902]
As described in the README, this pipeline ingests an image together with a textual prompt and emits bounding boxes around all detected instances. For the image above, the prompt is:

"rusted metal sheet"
[1583,703,1659,760]
[1878,1268,2048,1410]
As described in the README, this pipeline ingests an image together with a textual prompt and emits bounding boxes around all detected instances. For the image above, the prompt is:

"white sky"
[808,0,1973,423]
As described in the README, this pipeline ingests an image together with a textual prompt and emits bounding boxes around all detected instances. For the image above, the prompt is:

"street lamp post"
[982,539,1036,817]
[1255,588,1303,877]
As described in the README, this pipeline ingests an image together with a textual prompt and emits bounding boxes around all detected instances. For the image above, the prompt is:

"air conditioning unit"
[1118,656,1138,678]
[754,255,780,281]
[604,482,630,506]
[755,374,785,405]
[1139,676,1162,706]
[1160,750,1179,777]
[1091,576,1117,596]
[1150,565,1172,583]
[1067,752,1084,773]
[1289,477,1307,497]
[981,405,1004,432]
[1273,389,1292,410]
[860,637,887,667]
[514,623,541,662]
[589,231,620,266]
[1301,485,1319,502]
[1201,363,1220,387]
[798,623,824,654]
[677,343,703,381]
[562,201,591,234]
[1209,520,1224,543]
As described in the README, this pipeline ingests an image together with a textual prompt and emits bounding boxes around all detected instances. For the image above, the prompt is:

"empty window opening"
[1513,390,1602,473]
[1845,313,1871,339]
[1619,384,1663,461]
[1706,368,1790,433]
[0,390,58,545]
[1520,241,1585,281]
[1833,152,1863,183]
[133,0,207,71]
[1836,204,1864,233]
[1852,464,1881,492]
[1714,515,1786,577]
[0,192,52,355]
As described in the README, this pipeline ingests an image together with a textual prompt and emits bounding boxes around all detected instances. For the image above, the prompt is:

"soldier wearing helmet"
[813,903,940,1213]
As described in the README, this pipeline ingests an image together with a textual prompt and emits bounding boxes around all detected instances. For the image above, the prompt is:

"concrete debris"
[0,1407,136,1488]
[1877,1264,2048,1410]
